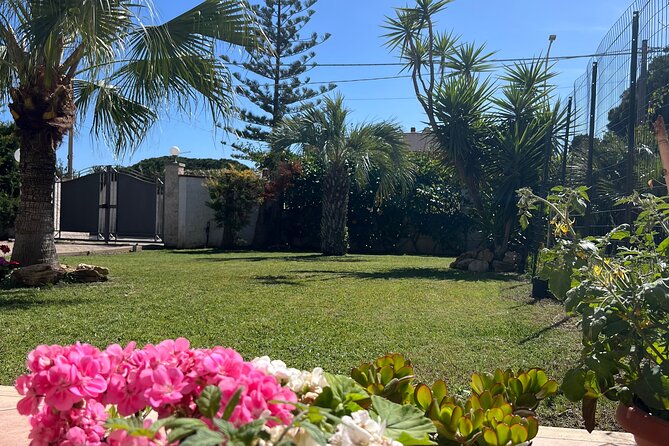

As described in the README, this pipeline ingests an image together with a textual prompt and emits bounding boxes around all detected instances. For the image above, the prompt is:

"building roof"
[403,128,436,153]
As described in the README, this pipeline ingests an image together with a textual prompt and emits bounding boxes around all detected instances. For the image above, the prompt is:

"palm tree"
[0,0,256,267]
[272,95,414,255]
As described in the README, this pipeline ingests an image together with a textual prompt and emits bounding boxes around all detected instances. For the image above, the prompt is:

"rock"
[450,258,475,270]
[459,250,478,260]
[468,259,489,273]
[12,264,66,287]
[477,249,494,263]
[492,260,516,273]
[67,264,109,283]
[503,251,520,264]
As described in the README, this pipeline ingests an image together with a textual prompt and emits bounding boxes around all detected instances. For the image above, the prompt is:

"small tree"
[206,168,265,248]
[272,95,414,256]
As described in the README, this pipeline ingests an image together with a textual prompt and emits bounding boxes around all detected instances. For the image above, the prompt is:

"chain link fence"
[564,0,669,234]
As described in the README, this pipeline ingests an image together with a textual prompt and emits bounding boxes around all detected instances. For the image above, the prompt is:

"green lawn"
[0,250,615,429]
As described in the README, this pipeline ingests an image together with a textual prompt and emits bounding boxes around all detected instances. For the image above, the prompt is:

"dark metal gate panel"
[59,172,102,233]
[57,166,163,242]
[116,172,158,238]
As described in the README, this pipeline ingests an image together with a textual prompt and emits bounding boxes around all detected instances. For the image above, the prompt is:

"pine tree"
[223,0,334,162]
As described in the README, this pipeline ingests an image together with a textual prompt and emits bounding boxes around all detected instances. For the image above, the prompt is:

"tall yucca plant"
[272,95,414,255]
[0,0,258,267]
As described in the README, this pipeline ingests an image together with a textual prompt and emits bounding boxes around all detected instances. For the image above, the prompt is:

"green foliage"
[351,354,416,405]
[285,154,468,254]
[353,353,557,446]
[314,373,371,415]
[384,0,570,255]
[608,52,669,138]
[224,0,334,162]
[518,187,669,428]
[370,395,436,446]
[411,369,555,446]
[206,168,265,247]
[124,156,247,181]
[0,122,19,239]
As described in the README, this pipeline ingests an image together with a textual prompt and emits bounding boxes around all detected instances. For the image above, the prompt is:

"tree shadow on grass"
[193,253,368,263]
[518,315,573,345]
[292,267,521,282]
[253,275,304,286]
[0,289,102,311]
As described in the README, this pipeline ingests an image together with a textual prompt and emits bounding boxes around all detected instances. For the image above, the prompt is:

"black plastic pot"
[531,277,551,299]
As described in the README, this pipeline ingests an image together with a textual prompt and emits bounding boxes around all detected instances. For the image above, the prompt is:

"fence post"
[626,11,640,216]
[104,166,112,243]
[638,39,649,123]
[585,61,598,234]
[561,96,573,185]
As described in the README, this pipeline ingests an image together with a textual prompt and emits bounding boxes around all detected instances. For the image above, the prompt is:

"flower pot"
[531,277,550,299]
[615,402,669,446]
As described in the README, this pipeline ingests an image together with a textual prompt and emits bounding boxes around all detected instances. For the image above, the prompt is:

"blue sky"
[11,0,633,170]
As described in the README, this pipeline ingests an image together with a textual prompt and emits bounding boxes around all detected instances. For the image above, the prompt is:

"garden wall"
[163,163,257,249]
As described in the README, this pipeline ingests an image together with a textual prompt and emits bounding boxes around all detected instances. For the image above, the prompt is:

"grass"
[0,250,616,429]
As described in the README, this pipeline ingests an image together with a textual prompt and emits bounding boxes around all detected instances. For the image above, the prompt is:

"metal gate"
[56,166,164,242]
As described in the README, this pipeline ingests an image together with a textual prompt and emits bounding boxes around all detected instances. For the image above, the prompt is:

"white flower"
[259,426,319,446]
[251,357,328,398]
[328,411,402,446]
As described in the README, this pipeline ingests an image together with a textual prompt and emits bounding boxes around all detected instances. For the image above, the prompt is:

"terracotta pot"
[615,402,669,446]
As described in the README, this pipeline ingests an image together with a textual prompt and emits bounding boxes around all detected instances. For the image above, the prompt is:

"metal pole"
[626,11,640,224]
[638,39,649,124]
[585,61,598,235]
[561,97,573,184]
[67,126,74,179]
[104,166,112,244]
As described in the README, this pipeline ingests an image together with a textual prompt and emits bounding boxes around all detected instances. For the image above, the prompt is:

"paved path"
[0,386,635,445]
[2,241,148,258]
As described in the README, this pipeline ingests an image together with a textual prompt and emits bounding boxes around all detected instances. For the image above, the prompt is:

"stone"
[503,251,520,264]
[450,258,475,270]
[12,264,66,287]
[468,259,489,273]
[66,264,109,283]
[477,249,494,263]
[459,250,478,260]
[492,260,516,273]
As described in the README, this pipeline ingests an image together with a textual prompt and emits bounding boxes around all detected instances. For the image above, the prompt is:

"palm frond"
[73,79,157,156]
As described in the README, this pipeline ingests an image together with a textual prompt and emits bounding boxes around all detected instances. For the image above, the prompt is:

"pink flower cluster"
[15,339,297,446]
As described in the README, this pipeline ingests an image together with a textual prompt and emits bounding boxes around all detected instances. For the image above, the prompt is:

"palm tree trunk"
[321,163,350,256]
[9,80,74,268]
[12,129,59,267]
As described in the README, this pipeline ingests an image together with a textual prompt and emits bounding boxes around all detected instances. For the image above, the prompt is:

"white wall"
[175,175,258,249]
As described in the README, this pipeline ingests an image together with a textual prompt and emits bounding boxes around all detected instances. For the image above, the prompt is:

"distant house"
[404,127,437,153]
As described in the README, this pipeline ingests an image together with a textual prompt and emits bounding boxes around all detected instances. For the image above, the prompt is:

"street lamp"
[170,146,181,163]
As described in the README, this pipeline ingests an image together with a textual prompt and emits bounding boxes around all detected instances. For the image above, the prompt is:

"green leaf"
[222,387,244,421]
[561,369,586,402]
[179,428,226,446]
[432,380,448,404]
[166,419,209,442]
[197,385,222,419]
[370,395,436,445]
[414,383,433,411]
[629,363,669,411]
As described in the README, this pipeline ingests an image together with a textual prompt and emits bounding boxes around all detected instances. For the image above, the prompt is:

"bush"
[0,122,20,239]
[284,154,469,255]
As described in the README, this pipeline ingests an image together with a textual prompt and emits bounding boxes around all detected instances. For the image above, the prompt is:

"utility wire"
[232,47,667,87]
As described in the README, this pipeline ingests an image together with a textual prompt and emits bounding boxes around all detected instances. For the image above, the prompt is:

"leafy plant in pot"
[518,187,669,446]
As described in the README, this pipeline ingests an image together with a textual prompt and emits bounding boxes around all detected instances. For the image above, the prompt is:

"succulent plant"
[350,353,416,405]
[413,369,557,446]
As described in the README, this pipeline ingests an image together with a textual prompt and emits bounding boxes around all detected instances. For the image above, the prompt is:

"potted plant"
[518,187,669,445]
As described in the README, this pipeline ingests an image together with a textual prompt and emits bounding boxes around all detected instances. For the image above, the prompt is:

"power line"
[229,48,666,69]
[232,47,667,88]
